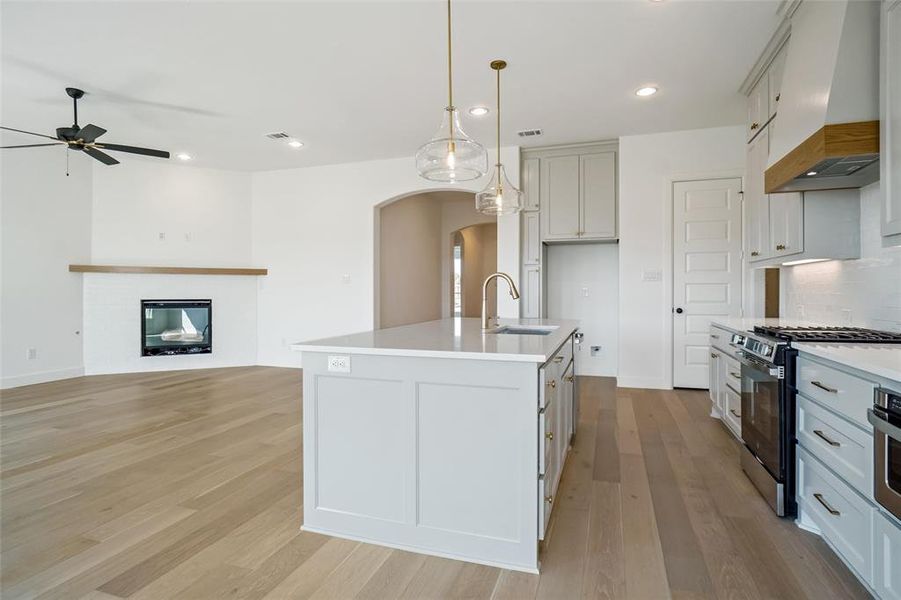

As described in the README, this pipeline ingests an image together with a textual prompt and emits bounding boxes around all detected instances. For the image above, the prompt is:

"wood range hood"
[765,120,880,193]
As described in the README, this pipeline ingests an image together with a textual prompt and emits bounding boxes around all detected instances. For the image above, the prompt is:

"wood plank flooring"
[0,367,869,599]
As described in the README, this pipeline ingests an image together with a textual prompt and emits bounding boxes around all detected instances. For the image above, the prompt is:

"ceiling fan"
[1,87,170,165]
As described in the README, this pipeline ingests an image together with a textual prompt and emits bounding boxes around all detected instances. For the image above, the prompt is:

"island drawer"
[539,402,556,477]
[797,395,872,499]
[710,325,733,353]
[797,357,876,429]
[722,355,741,393]
[548,336,573,370]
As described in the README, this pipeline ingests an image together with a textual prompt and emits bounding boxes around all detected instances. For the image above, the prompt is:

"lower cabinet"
[874,510,901,600]
[708,350,722,415]
[798,446,875,586]
[723,384,742,439]
[538,338,574,541]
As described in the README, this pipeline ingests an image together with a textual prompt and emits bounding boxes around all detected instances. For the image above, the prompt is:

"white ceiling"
[1,1,781,172]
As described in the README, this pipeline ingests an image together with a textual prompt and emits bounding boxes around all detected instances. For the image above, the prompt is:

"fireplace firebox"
[141,300,212,356]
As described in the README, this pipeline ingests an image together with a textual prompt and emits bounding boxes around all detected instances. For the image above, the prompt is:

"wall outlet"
[581,287,590,298]
[327,355,351,373]
[158,232,166,241]
[26,348,37,360]
[185,232,193,242]
[342,274,351,284]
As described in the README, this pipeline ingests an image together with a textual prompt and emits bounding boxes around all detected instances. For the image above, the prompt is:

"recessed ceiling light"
[806,171,818,176]
[176,152,192,161]
[468,106,490,117]
[635,86,658,97]
[287,139,304,148]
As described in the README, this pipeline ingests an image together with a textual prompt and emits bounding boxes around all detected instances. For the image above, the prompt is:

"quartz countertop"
[793,343,901,384]
[290,318,580,363]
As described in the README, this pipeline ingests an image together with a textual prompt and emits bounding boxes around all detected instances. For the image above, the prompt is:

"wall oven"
[869,387,901,520]
[733,333,796,517]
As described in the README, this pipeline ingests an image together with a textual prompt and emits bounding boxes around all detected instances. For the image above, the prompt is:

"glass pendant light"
[415,0,487,182]
[476,60,522,215]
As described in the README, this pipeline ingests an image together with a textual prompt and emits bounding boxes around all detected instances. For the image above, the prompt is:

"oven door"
[868,408,901,519]
[738,351,783,480]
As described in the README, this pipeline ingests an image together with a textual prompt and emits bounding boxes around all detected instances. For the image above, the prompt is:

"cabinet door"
[579,152,617,239]
[747,76,769,142]
[540,155,580,241]
[562,361,574,443]
[770,192,804,257]
[708,351,721,412]
[874,510,901,600]
[746,128,771,261]
[768,43,787,120]
[522,212,541,265]
[521,265,541,318]
[522,157,540,212]
[882,1,901,236]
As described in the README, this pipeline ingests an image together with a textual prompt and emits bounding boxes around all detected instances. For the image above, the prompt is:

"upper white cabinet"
[746,129,772,261]
[522,211,541,265]
[541,155,581,240]
[767,42,788,122]
[522,157,540,212]
[538,147,617,242]
[769,192,804,258]
[747,75,769,142]
[882,0,901,238]
[579,153,617,240]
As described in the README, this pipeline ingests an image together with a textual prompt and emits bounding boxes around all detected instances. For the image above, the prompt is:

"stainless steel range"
[731,325,901,517]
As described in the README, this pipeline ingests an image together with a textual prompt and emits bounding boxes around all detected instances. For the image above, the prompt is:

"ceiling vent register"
[517,129,543,138]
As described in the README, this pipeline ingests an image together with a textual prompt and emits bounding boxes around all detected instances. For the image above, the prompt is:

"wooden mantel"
[69,264,268,276]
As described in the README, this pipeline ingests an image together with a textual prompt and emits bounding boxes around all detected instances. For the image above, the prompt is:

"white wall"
[1,150,93,388]
[780,182,901,331]
[618,126,745,389]
[92,161,253,265]
[546,244,619,377]
[252,148,519,368]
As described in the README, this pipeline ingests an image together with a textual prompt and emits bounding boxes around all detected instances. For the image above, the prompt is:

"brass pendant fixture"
[475,60,522,215]
[415,0,488,182]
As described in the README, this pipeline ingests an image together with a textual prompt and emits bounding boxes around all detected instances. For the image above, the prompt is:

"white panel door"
[673,178,743,388]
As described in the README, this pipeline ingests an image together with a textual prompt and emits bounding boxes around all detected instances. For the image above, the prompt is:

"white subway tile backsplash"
[781,183,901,332]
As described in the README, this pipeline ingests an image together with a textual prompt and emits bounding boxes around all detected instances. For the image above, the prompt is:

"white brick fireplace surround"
[82,273,257,375]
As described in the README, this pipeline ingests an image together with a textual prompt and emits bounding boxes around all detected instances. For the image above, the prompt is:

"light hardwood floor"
[0,367,869,599]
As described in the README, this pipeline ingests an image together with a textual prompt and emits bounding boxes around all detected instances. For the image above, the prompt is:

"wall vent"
[265,132,290,140]
[517,128,543,138]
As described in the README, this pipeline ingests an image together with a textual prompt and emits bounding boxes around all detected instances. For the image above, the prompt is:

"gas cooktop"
[752,325,901,343]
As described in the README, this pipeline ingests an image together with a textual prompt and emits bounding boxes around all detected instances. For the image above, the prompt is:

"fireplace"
[141,300,212,356]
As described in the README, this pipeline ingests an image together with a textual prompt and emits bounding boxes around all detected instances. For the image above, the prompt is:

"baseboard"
[1,367,85,389]
[616,376,670,390]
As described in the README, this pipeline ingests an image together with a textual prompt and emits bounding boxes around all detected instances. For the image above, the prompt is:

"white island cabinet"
[291,318,578,574]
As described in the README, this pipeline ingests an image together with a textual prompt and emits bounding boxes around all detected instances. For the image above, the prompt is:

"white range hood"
[765,0,881,194]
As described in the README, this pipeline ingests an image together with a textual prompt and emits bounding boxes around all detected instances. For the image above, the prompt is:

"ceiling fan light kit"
[476,60,522,216]
[415,0,488,182]
[1,87,170,167]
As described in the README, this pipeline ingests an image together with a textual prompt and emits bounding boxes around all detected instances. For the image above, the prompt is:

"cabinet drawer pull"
[776,244,786,251]
[546,431,554,440]
[750,251,760,257]
[813,430,841,447]
[730,371,741,379]
[710,352,719,358]
[775,93,781,102]
[811,381,838,394]
[711,334,720,339]
[750,122,759,130]
[554,356,564,363]
[545,495,553,504]
[548,380,556,388]
[566,375,574,383]
[729,408,741,418]
[813,492,841,516]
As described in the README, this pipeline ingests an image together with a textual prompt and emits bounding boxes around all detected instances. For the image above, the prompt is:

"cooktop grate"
[753,325,901,343]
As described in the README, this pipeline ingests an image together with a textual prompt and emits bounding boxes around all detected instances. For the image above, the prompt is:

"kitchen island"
[290,317,579,573]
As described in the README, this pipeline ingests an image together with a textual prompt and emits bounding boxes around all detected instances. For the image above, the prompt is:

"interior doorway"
[672,177,743,389]
[376,191,496,329]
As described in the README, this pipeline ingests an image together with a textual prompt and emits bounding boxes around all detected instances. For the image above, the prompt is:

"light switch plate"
[642,270,662,282]
[327,355,351,373]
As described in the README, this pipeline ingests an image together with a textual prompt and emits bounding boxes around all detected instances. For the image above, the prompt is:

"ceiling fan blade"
[76,124,106,143]
[96,143,169,159]
[1,143,64,149]
[83,146,119,165]
[0,126,59,141]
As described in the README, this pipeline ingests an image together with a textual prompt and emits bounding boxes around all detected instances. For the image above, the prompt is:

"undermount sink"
[489,325,558,336]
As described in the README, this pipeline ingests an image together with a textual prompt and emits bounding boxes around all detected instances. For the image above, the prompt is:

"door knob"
[675,308,684,314]
[776,244,786,251]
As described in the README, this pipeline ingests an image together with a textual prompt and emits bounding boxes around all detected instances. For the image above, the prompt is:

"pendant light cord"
[496,66,501,169]
[446,0,455,143]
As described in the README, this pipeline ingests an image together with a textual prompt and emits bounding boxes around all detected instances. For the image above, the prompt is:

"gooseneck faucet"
[482,272,520,330]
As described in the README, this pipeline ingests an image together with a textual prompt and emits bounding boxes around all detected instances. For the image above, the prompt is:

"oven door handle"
[868,409,901,440]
